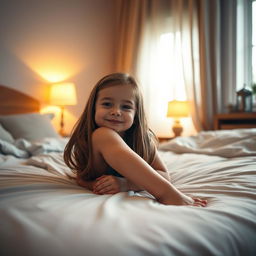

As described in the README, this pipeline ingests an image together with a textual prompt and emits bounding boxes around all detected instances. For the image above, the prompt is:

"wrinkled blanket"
[159,128,256,157]
[0,137,68,158]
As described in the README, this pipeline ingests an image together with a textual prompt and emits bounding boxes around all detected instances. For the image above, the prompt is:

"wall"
[0,0,118,133]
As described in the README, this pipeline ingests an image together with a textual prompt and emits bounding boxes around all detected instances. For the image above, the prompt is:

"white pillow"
[0,113,60,142]
[0,124,14,143]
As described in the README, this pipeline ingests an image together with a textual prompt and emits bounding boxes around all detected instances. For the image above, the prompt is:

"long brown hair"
[63,73,157,180]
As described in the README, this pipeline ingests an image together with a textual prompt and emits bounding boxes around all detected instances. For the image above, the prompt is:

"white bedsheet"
[0,152,255,256]
[0,130,256,256]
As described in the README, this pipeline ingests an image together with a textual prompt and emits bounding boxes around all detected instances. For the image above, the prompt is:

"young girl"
[64,73,207,206]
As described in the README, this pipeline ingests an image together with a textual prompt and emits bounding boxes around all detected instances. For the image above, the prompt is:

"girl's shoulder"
[92,127,127,158]
[93,127,117,137]
[92,127,122,144]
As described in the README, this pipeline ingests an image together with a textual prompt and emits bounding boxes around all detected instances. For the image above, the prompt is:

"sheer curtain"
[136,1,199,136]
[115,0,237,135]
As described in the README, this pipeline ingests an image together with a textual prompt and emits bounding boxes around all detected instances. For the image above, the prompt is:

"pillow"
[0,124,15,143]
[0,113,61,142]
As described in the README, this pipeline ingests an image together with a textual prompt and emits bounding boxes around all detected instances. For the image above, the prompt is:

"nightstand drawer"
[214,113,256,130]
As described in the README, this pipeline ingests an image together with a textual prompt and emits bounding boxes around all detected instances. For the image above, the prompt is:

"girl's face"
[95,84,136,136]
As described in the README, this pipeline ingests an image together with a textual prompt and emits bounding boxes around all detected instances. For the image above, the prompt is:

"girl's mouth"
[106,119,123,124]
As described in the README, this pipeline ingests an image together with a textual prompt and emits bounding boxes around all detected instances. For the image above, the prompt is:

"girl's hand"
[93,175,128,194]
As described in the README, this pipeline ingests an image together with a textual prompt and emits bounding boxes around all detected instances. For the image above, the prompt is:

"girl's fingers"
[94,177,109,190]
[94,179,114,193]
[194,198,207,204]
[95,185,115,194]
[93,182,110,193]
[94,176,117,188]
[193,198,207,207]
[184,197,207,207]
[93,176,120,194]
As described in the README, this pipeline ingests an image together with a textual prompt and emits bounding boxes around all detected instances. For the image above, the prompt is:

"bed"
[0,85,256,256]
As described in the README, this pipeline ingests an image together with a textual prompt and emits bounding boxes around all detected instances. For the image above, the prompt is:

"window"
[252,1,256,85]
[153,32,187,101]
[137,30,196,137]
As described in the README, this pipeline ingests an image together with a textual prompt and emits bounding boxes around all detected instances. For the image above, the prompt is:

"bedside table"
[60,132,70,138]
[214,112,256,130]
[157,137,173,143]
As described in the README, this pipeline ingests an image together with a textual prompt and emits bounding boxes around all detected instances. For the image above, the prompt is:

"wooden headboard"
[0,85,40,115]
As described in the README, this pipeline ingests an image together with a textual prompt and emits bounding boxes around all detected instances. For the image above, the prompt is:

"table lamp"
[167,100,189,137]
[50,82,77,136]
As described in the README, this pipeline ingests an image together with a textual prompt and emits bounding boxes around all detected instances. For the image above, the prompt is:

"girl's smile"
[95,84,136,136]
[105,119,124,124]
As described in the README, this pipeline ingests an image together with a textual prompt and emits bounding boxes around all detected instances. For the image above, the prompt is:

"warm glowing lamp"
[167,100,189,137]
[50,82,77,136]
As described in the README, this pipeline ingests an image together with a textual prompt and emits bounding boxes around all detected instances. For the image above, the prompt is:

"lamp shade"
[167,100,189,118]
[50,82,77,106]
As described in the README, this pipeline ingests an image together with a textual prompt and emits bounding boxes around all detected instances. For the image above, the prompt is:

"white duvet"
[0,129,256,256]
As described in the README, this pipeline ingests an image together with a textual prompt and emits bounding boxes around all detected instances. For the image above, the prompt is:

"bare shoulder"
[92,127,122,144]
[92,127,128,155]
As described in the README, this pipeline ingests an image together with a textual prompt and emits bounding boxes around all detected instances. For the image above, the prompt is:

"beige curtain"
[115,0,148,74]
[115,0,237,133]
[197,0,237,130]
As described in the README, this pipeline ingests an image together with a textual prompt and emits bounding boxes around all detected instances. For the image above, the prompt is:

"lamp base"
[59,106,65,136]
[59,128,65,137]
[172,119,183,137]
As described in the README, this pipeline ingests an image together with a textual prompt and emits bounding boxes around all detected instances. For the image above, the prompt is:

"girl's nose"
[110,107,121,116]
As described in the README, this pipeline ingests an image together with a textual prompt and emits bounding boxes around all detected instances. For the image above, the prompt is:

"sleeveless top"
[106,167,123,177]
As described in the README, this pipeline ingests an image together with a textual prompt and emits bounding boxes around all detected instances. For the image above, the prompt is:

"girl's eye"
[102,102,112,107]
[122,105,133,110]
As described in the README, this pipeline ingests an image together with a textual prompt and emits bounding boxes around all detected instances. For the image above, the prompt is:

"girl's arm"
[93,158,169,193]
[149,150,170,180]
[127,151,170,190]
[79,139,168,192]
[92,127,206,206]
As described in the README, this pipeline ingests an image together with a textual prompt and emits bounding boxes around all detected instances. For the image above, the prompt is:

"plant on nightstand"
[252,83,256,94]
[252,83,256,111]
